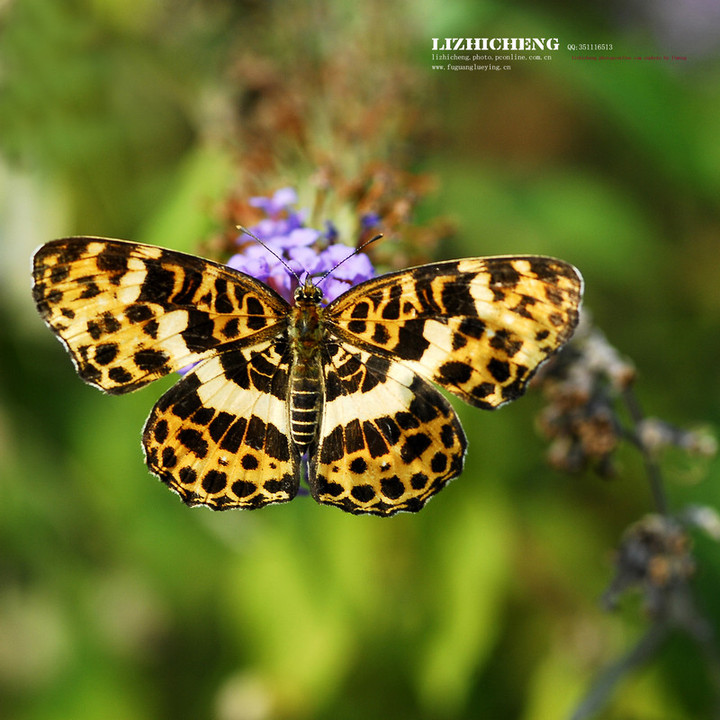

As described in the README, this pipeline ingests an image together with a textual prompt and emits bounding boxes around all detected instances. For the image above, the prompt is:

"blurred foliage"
[2,1,720,719]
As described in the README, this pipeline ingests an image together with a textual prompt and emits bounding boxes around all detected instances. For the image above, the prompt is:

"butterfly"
[32,237,582,515]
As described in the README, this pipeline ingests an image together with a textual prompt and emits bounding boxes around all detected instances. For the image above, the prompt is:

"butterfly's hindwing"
[326,256,582,410]
[143,339,300,509]
[32,238,289,394]
[310,341,467,515]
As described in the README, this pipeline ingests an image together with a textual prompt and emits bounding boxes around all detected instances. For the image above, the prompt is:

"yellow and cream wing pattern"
[142,340,300,510]
[311,341,467,514]
[33,237,582,516]
[33,237,299,510]
[306,255,582,514]
[324,256,583,409]
[32,238,289,394]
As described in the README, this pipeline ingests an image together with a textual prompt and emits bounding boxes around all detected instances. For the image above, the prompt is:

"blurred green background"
[2,1,719,718]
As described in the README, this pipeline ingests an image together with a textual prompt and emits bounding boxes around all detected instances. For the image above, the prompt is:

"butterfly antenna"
[316,234,383,287]
[236,225,303,285]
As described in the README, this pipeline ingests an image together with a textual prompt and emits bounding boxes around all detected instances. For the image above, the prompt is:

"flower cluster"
[533,313,635,475]
[602,513,696,616]
[535,312,715,477]
[227,187,376,304]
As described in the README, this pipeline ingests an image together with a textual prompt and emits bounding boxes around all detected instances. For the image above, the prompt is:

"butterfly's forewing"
[310,341,467,515]
[325,256,583,409]
[143,341,300,509]
[32,238,289,394]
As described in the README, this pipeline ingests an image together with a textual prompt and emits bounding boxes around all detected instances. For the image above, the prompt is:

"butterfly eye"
[293,284,324,305]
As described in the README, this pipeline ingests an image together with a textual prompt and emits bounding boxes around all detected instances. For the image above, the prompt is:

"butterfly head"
[293,280,325,307]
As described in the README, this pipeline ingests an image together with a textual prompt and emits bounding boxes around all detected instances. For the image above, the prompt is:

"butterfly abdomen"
[289,364,322,450]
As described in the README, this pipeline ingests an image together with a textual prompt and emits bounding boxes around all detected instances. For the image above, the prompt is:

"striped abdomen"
[289,361,322,451]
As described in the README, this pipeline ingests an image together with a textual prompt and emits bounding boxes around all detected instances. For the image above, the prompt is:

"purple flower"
[249,187,299,216]
[360,212,381,230]
[315,243,375,303]
[228,187,376,303]
[324,220,339,243]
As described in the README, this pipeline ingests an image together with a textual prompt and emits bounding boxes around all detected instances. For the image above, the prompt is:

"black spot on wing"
[156,371,201,411]
[202,469,227,493]
[161,446,177,468]
[315,475,344,498]
[395,318,429,361]
[245,416,266,451]
[178,467,197,486]
[134,348,169,373]
[214,278,234,313]
[488,262,520,288]
[400,432,431,463]
[545,286,564,307]
[347,320,367,334]
[138,264,175,304]
[95,343,118,366]
[143,319,159,339]
[417,283,443,315]
[222,318,240,339]
[265,422,290,462]
[96,244,130,275]
[172,268,203,305]
[458,317,485,339]
[440,277,477,316]
[489,329,523,357]
[371,324,390,345]
[381,285,402,320]
[264,475,293,494]
[79,279,101,299]
[363,421,388,458]
[153,419,169,443]
[232,480,257,498]
[108,367,133,385]
[411,472,429,490]
[344,419,364,453]
[319,425,344,464]
[182,309,219,353]
[376,415,401,446]
[430,451,447,473]
[50,264,70,284]
[470,382,495,407]
[178,428,208,458]
[126,304,154,323]
[438,360,472,385]
[512,295,537,319]
[361,354,390,393]
[350,302,370,319]
[487,358,511,383]
[87,312,121,340]
[349,457,368,474]
[192,406,214,426]
[351,484,375,502]
[380,475,405,500]
[172,388,203,419]
[220,417,247,453]
[246,297,268,330]
[528,257,573,281]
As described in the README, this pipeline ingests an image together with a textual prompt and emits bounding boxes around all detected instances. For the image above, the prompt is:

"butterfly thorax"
[287,281,327,452]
